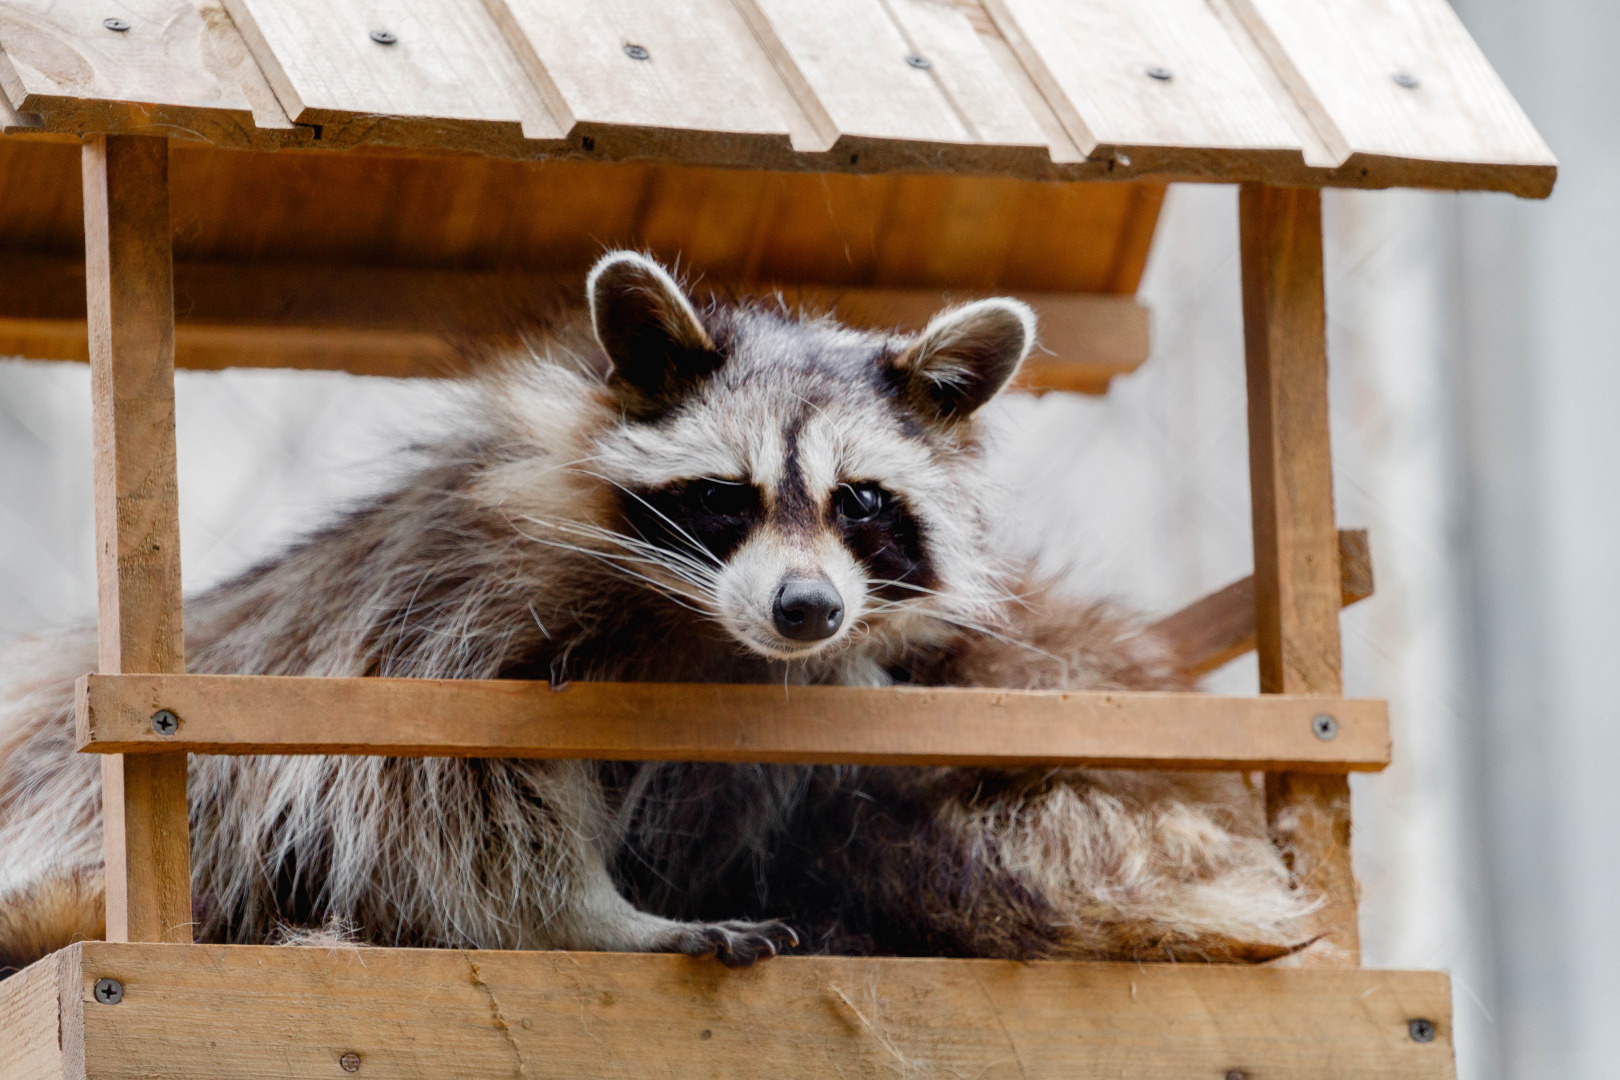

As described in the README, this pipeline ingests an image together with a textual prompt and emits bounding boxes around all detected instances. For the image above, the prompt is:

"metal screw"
[340,1052,362,1072]
[1146,66,1173,81]
[1409,1018,1437,1043]
[369,30,396,45]
[700,1029,713,1040]
[103,17,131,31]
[151,709,179,736]
[1393,72,1420,89]
[93,978,124,1005]
[623,43,650,60]
[905,53,932,70]
[1311,712,1339,741]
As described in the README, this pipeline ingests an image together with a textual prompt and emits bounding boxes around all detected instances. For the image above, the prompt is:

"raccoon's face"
[582,252,1033,664]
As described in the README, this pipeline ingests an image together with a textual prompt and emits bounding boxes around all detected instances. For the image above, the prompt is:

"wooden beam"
[82,136,192,948]
[24,941,1454,1079]
[1239,183,1358,966]
[75,674,1388,772]
[0,254,1150,393]
[1153,527,1373,678]
[0,951,65,1080]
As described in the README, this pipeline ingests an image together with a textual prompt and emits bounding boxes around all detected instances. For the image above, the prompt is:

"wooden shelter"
[0,0,1552,1077]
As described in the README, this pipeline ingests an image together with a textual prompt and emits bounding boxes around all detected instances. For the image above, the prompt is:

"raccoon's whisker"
[506,529,719,617]
[573,471,726,569]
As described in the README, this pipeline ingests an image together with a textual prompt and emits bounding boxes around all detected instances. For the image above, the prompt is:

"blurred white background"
[2,1,1614,1075]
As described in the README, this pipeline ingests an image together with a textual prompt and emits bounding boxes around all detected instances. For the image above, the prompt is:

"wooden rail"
[76,675,1388,772]
[3,942,1454,1080]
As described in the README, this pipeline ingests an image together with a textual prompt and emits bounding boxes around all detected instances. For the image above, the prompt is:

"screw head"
[151,709,179,736]
[623,43,650,60]
[1409,1018,1437,1043]
[1311,712,1339,741]
[103,17,131,31]
[93,978,124,1005]
[1146,66,1173,81]
[1393,71,1420,89]
[369,30,396,45]
[905,53,932,70]
[339,1051,362,1072]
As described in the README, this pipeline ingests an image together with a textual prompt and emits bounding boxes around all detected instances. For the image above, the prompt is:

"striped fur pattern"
[0,253,1314,975]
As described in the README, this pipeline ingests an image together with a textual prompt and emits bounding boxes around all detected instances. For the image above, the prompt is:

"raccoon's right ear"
[588,252,722,417]
[891,298,1035,422]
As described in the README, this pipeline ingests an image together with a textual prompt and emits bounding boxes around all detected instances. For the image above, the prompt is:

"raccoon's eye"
[835,482,886,522]
[692,479,757,518]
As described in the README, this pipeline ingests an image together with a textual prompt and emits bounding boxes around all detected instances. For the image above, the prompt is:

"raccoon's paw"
[675,919,800,968]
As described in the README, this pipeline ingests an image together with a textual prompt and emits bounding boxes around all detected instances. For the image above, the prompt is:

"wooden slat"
[0,952,65,1080]
[82,135,192,949]
[222,0,563,149]
[1154,528,1374,678]
[0,253,1153,391]
[983,0,1305,163]
[1240,183,1359,967]
[0,0,295,146]
[1231,0,1556,176]
[41,941,1455,1079]
[482,0,806,152]
[733,0,1048,160]
[75,674,1390,772]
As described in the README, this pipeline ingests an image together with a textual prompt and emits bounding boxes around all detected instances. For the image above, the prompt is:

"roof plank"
[0,0,290,145]
[1230,0,1555,172]
[223,0,562,149]
[482,0,804,154]
[983,0,1305,164]
[736,0,974,147]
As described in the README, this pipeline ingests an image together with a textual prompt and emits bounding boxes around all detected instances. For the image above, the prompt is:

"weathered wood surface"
[19,942,1456,1079]
[0,252,1151,390]
[1153,528,1373,678]
[1240,183,1359,967]
[0,0,1555,194]
[0,140,1164,290]
[0,0,296,145]
[0,954,65,1080]
[82,135,191,949]
[76,674,1389,772]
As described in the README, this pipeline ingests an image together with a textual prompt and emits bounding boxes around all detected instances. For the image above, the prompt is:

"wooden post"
[1239,183,1360,966]
[84,135,193,945]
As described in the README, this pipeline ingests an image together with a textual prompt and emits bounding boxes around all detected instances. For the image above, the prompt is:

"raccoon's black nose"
[773,579,844,641]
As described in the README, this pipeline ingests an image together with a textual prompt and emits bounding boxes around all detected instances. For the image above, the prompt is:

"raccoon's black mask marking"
[832,483,936,599]
[620,480,763,565]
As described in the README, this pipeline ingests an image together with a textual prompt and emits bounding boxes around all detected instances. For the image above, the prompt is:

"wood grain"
[483,0,802,150]
[76,674,1389,772]
[1231,0,1556,173]
[1153,528,1373,678]
[0,252,1153,390]
[82,135,191,949]
[223,0,561,150]
[0,952,65,1080]
[0,0,293,147]
[33,941,1455,1079]
[983,0,1304,164]
[1239,183,1359,966]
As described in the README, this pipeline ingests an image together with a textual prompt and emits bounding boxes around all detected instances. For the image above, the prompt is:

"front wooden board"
[17,942,1456,1079]
[76,674,1390,772]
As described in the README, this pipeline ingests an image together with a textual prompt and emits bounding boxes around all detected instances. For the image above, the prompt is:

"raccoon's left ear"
[588,251,722,417]
[892,298,1035,421]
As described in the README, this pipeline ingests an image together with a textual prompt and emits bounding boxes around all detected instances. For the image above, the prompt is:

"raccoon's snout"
[772,579,844,642]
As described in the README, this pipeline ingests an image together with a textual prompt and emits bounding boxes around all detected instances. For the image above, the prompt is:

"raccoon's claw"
[681,919,800,968]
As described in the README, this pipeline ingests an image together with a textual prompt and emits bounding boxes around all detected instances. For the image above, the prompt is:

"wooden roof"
[0,0,1555,197]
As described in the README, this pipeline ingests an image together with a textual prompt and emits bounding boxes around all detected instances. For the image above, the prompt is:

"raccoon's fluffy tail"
[920,579,1320,961]
[939,770,1318,962]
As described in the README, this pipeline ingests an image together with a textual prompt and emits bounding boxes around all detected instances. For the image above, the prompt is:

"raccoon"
[0,252,1313,975]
